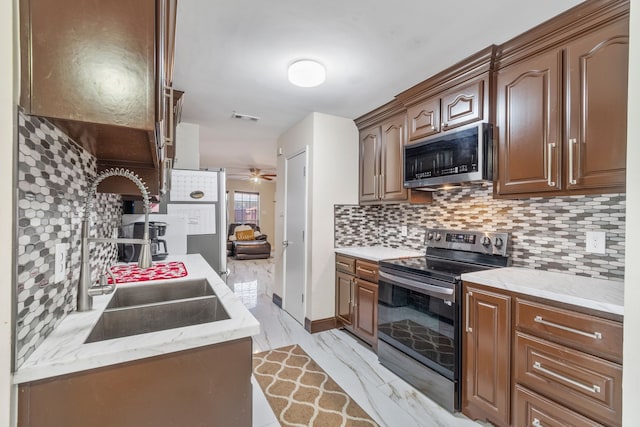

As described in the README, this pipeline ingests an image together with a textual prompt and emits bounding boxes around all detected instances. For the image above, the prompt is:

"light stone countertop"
[461,267,624,317]
[13,254,260,384]
[335,246,423,262]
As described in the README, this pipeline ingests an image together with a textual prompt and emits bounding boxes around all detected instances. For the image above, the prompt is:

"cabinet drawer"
[516,299,623,363]
[335,254,355,274]
[515,332,621,427]
[355,259,378,282]
[514,385,603,427]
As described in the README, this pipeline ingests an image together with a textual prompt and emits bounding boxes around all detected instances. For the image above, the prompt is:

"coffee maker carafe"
[118,221,169,262]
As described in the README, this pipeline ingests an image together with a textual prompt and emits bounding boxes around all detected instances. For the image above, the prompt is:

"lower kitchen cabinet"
[18,338,252,427]
[353,278,378,346]
[462,281,623,427]
[335,254,379,347]
[336,271,354,326]
[462,284,511,427]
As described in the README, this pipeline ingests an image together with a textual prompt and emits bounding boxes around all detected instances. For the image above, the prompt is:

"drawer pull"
[532,418,543,427]
[465,291,472,333]
[337,261,351,268]
[357,266,375,275]
[534,315,603,340]
[532,361,601,394]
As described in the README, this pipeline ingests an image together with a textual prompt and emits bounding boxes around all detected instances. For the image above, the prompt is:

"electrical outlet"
[585,231,606,254]
[400,225,408,237]
[54,243,67,283]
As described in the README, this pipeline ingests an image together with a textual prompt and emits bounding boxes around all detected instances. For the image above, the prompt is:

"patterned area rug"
[253,344,379,426]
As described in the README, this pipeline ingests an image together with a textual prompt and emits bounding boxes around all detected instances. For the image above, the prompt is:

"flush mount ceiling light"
[287,59,326,87]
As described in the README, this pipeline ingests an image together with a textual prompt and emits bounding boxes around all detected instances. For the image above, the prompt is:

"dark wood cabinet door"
[462,284,511,427]
[496,49,562,195]
[380,114,408,201]
[359,127,381,202]
[407,97,440,141]
[565,17,628,192]
[354,278,378,346]
[335,272,354,326]
[22,0,156,130]
[440,78,484,131]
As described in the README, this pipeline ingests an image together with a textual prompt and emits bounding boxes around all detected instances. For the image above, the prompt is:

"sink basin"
[85,279,230,343]
[106,278,214,309]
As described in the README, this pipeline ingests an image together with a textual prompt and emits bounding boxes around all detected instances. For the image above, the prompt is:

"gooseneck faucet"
[77,168,152,311]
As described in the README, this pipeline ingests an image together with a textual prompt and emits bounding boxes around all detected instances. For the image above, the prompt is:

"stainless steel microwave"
[403,122,493,189]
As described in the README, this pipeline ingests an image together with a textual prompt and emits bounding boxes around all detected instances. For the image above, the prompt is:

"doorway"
[283,150,307,325]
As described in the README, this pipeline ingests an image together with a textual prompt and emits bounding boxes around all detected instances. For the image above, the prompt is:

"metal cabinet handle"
[568,138,577,185]
[373,175,378,199]
[534,315,602,340]
[356,266,375,275]
[547,142,556,187]
[533,361,601,394]
[283,240,289,247]
[532,418,543,427]
[163,86,174,147]
[380,174,385,198]
[336,261,351,268]
[465,291,473,333]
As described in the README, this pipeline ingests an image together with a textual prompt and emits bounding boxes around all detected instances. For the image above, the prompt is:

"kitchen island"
[14,254,260,427]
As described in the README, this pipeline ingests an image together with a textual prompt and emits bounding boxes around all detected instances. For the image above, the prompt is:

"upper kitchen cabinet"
[407,77,486,141]
[398,46,495,143]
[355,101,431,205]
[495,0,629,198]
[19,0,179,197]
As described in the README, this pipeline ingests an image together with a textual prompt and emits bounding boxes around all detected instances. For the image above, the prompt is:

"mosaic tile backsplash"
[335,184,625,281]
[16,112,122,367]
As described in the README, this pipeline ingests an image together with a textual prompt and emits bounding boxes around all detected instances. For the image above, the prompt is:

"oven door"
[377,269,459,381]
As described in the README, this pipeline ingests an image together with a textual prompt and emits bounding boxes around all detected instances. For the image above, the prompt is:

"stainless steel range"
[377,228,510,412]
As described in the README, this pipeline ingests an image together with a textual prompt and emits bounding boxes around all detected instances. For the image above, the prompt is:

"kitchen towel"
[108,261,188,284]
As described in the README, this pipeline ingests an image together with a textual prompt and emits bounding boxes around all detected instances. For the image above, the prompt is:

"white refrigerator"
[163,168,227,281]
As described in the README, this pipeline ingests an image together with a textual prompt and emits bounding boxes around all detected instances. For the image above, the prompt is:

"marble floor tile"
[226,258,481,427]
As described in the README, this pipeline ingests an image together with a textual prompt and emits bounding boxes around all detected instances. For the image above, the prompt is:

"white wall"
[274,113,358,322]
[623,0,640,423]
[310,113,358,320]
[1,0,16,425]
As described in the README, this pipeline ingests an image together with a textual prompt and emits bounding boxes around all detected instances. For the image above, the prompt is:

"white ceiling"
[173,0,584,176]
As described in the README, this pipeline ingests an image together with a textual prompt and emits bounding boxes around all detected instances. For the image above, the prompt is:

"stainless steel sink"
[85,280,230,343]
[106,278,214,309]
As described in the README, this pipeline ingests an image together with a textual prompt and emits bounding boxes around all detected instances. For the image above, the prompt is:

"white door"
[283,150,307,325]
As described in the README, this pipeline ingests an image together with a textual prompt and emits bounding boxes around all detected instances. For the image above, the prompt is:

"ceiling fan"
[248,168,276,182]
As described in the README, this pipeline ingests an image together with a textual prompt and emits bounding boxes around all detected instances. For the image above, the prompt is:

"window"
[234,191,259,225]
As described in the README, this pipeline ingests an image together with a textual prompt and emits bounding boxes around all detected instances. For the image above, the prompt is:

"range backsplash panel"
[16,112,122,367]
[335,185,625,281]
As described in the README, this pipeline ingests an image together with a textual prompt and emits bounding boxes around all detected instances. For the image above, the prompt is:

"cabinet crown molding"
[354,99,406,130]
[495,0,629,69]
[396,45,496,108]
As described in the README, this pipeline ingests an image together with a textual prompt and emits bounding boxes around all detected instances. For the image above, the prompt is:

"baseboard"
[272,293,282,308]
[304,316,337,334]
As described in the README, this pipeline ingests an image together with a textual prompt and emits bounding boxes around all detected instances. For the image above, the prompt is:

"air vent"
[231,111,260,122]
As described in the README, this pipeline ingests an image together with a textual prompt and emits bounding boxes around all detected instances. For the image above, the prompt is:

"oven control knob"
[481,236,492,247]
[426,232,434,240]
[434,233,442,241]
[494,237,504,248]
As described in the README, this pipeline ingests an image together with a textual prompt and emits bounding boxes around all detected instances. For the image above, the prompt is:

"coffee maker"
[118,221,169,262]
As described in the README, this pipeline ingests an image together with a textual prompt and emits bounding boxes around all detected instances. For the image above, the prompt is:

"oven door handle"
[378,271,455,301]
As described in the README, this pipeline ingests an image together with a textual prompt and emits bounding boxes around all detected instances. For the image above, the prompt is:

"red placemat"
[108,261,188,284]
